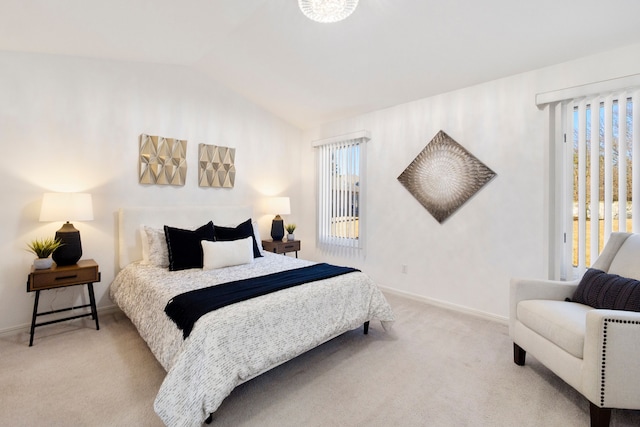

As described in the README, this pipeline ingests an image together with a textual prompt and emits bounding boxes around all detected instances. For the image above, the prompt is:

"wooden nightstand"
[27,259,101,346]
[262,240,301,258]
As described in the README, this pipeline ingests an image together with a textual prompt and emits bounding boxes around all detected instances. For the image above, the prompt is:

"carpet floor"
[1,292,639,426]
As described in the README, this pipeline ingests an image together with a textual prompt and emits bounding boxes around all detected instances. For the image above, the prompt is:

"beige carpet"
[1,292,639,427]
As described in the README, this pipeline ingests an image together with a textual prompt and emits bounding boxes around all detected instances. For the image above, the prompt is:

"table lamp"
[39,192,94,266]
[265,197,290,241]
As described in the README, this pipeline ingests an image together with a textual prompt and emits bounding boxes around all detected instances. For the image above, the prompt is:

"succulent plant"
[26,237,64,258]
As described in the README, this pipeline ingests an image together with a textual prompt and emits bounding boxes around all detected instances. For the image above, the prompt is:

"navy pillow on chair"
[164,221,216,271]
[571,268,640,312]
[213,218,262,258]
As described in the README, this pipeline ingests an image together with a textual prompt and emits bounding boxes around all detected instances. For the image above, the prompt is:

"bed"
[110,205,395,426]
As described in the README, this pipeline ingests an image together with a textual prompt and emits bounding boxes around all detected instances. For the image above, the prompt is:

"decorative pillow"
[140,225,151,262]
[142,226,170,268]
[201,237,254,270]
[571,268,640,312]
[164,221,215,271]
[213,218,262,258]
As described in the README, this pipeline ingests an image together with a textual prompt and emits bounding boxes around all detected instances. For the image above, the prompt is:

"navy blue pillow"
[213,218,262,258]
[571,268,640,312]
[164,221,215,271]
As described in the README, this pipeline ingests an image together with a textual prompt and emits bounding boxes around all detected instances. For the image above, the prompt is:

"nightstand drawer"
[281,242,300,252]
[28,259,100,291]
[261,240,301,256]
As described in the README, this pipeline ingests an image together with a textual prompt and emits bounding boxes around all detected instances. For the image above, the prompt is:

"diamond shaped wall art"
[198,144,236,188]
[139,134,187,186]
[397,130,496,223]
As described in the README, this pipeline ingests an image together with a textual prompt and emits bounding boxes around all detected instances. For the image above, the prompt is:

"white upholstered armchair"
[510,232,640,427]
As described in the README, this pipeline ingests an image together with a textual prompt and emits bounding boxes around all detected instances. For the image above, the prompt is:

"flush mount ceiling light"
[298,0,359,23]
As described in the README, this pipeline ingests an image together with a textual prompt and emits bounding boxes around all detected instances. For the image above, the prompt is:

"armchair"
[510,232,640,427]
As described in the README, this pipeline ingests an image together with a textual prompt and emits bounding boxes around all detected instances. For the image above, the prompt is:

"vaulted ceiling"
[2,0,640,129]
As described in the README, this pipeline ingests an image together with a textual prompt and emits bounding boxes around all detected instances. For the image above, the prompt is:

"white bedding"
[110,252,394,426]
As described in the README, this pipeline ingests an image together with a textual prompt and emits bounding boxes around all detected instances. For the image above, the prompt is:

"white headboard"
[117,205,253,270]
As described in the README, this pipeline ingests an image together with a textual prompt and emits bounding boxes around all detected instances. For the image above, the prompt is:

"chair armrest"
[582,309,640,409]
[510,277,579,303]
[509,277,579,335]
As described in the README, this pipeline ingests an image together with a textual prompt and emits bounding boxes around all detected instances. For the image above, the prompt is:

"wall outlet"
[401,264,408,274]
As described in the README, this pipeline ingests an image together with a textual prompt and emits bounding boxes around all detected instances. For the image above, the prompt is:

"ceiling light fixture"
[298,0,359,23]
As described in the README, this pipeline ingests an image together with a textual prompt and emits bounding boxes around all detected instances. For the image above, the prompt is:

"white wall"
[0,52,302,333]
[4,43,640,333]
[300,43,640,320]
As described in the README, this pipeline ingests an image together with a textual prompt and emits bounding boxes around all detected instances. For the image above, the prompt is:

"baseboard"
[379,286,508,325]
[0,304,123,339]
[2,290,508,337]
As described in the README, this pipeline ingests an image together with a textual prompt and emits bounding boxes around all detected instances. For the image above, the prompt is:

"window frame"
[537,76,640,280]
[313,130,370,256]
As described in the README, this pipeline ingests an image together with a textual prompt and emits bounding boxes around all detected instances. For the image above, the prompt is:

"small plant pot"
[287,234,295,241]
[34,257,53,270]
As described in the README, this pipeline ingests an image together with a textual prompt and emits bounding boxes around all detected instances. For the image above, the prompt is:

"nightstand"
[27,259,101,346]
[262,239,301,258]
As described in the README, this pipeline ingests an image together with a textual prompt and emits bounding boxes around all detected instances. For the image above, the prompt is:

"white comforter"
[110,253,394,427]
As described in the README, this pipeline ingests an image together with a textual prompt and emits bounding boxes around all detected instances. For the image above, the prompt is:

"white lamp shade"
[39,193,94,222]
[264,197,291,216]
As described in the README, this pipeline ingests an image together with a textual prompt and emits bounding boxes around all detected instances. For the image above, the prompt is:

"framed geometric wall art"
[139,134,187,186]
[198,144,236,188]
[397,130,496,223]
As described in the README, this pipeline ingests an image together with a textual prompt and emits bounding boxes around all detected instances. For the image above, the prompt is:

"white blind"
[315,132,369,257]
[562,90,638,278]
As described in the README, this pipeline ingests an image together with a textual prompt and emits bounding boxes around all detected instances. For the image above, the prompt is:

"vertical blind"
[314,131,369,257]
[563,90,639,278]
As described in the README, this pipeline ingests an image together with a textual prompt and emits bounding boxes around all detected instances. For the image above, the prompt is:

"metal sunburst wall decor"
[397,130,496,223]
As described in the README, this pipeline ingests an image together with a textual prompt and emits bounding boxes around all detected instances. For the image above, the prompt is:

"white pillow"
[202,237,254,270]
[142,225,170,268]
[215,219,264,257]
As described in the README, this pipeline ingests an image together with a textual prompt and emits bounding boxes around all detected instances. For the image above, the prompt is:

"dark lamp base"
[52,222,83,266]
[270,217,285,241]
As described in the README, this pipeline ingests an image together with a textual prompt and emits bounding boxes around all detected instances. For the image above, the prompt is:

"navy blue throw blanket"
[165,263,359,339]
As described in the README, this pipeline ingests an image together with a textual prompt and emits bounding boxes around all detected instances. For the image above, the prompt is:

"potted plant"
[26,237,64,269]
[285,223,296,241]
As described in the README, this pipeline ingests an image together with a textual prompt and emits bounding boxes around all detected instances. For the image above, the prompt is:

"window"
[314,131,370,255]
[562,92,639,277]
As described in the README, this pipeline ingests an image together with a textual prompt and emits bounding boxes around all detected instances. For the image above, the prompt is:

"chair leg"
[513,343,526,366]
[589,402,611,427]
